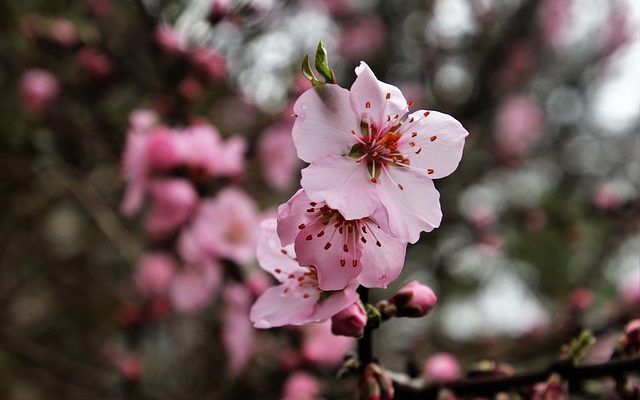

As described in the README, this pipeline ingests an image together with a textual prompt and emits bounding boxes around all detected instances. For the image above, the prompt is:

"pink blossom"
[177,123,246,177]
[76,48,113,78]
[258,122,300,191]
[115,353,141,381]
[245,270,271,298]
[169,263,221,313]
[532,375,568,400]
[179,77,203,101]
[282,371,321,400]
[50,19,79,47]
[494,94,544,159]
[154,25,185,55]
[339,15,386,58]
[129,109,158,133]
[89,0,113,18]
[569,288,593,311]
[301,321,355,367]
[208,0,232,24]
[20,69,59,114]
[389,280,437,318]
[538,0,572,49]
[331,300,367,338]
[250,220,359,328]
[179,188,259,264]
[423,353,461,383]
[277,190,407,290]
[189,47,226,82]
[134,252,176,296]
[223,284,254,375]
[593,183,621,210]
[621,283,640,307]
[144,179,197,238]
[293,62,468,244]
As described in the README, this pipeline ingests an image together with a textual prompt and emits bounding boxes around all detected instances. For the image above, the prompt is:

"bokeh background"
[0,0,638,399]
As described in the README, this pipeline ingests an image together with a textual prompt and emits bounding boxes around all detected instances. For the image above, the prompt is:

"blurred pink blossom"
[50,18,79,46]
[208,0,232,24]
[282,371,321,400]
[423,353,461,383]
[178,124,246,177]
[245,270,271,298]
[76,47,113,78]
[115,353,141,381]
[301,321,355,368]
[339,15,386,58]
[154,25,185,55]
[494,94,545,159]
[331,300,367,338]
[621,283,640,307]
[134,252,177,296]
[569,288,593,311]
[169,263,221,313]
[180,188,259,264]
[600,6,631,58]
[179,77,203,101]
[223,284,254,375]
[129,108,158,133]
[20,69,59,114]
[145,179,198,238]
[190,47,226,82]
[89,0,113,18]
[538,0,572,49]
[250,220,358,328]
[593,183,621,210]
[258,122,300,191]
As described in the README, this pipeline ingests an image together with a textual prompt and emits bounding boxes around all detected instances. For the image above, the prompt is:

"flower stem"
[357,287,373,367]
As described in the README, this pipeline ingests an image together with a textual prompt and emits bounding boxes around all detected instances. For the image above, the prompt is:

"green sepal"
[301,54,322,87]
[314,41,336,84]
[364,303,381,329]
[561,330,596,365]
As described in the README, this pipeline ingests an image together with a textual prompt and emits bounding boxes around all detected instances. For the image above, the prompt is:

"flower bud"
[423,353,461,383]
[134,252,176,296]
[282,371,321,400]
[20,69,59,114]
[388,280,437,318]
[569,288,593,311]
[359,363,393,400]
[331,300,367,338]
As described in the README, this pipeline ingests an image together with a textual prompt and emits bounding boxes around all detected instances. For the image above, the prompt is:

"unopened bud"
[424,353,461,383]
[332,300,367,338]
[359,363,393,400]
[388,280,437,318]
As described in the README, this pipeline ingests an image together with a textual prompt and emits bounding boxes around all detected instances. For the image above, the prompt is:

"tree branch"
[391,356,640,399]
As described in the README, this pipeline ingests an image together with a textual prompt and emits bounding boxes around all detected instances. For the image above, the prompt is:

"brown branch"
[391,357,640,399]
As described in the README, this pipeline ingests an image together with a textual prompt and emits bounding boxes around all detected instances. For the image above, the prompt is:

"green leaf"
[301,54,321,87]
[314,41,335,84]
[561,330,596,365]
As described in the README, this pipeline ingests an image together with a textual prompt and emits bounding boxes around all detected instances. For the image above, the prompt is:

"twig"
[391,356,640,399]
[358,287,373,367]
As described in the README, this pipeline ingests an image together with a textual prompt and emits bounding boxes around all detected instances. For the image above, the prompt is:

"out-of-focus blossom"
[178,124,246,177]
[155,25,185,55]
[301,321,355,368]
[388,280,437,318]
[620,319,640,356]
[20,69,59,114]
[50,18,79,46]
[477,233,503,257]
[468,207,497,231]
[621,283,640,307]
[258,122,300,191]
[250,220,358,329]
[179,77,204,101]
[331,300,367,338]
[532,374,568,400]
[277,190,407,290]
[294,62,468,243]
[114,353,142,381]
[223,284,254,375]
[338,15,386,58]
[145,179,197,238]
[89,0,113,18]
[538,0,572,49]
[129,108,158,133]
[569,288,593,311]
[593,183,621,210]
[282,371,321,400]
[134,252,176,296]
[208,0,232,25]
[494,94,545,159]
[189,47,226,82]
[423,353,461,383]
[180,188,259,264]
[76,48,113,78]
[245,270,271,298]
[600,6,631,58]
[169,263,221,313]
[496,41,536,91]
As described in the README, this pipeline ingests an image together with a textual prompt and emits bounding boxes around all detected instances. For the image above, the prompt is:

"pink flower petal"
[223,284,254,375]
[375,168,442,244]
[250,284,320,328]
[401,110,468,179]
[295,219,363,291]
[300,155,378,220]
[277,189,315,246]
[257,219,300,282]
[292,85,359,163]
[357,214,407,288]
[309,280,359,322]
[351,62,408,129]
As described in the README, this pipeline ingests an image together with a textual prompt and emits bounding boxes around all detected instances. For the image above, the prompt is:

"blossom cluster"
[250,61,469,330]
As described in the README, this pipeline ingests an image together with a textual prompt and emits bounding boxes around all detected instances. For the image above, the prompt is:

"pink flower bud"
[20,69,59,114]
[154,25,185,55]
[331,300,367,338]
[116,354,141,381]
[76,48,113,78]
[50,18,78,47]
[424,353,461,383]
[134,252,176,296]
[282,371,321,400]
[145,179,197,238]
[569,288,593,311]
[388,280,437,318]
[146,128,181,171]
[189,48,226,82]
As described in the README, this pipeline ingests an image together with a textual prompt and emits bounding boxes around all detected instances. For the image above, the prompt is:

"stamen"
[298,223,306,229]
[430,135,437,142]
[411,132,417,137]
[427,169,434,174]
[340,259,346,267]
[306,235,313,241]
[385,92,391,99]
[324,242,332,250]
[343,244,349,252]
[317,231,325,237]
[365,101,371,109]
[352,259,358,267]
